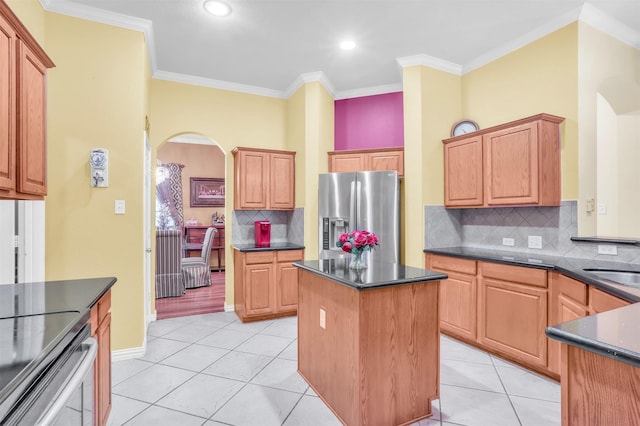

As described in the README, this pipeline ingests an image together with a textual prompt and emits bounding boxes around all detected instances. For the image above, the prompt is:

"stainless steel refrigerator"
[318,170,400,263]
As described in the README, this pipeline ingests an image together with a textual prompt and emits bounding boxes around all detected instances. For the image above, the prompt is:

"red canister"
[254,220,271,247]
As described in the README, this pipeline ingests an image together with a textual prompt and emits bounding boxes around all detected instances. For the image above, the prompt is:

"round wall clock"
[451,119,480,137]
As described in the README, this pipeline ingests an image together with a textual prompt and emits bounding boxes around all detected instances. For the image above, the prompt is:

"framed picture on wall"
[190,177,225,207]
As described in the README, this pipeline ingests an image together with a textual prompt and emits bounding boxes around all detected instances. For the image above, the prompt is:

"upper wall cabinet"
[0,1,54,200]
[442,113,564,208]
[233,147,295,210]
[328,147,404,177]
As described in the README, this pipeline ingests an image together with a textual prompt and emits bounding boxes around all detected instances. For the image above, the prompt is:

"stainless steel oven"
[0,313,95,426]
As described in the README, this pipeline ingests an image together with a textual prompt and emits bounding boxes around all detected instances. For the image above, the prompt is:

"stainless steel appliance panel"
[318,170,399,263]
[357,171,400,264]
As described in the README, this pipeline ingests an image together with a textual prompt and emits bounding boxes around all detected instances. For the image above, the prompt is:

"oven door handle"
[36,337,98,426]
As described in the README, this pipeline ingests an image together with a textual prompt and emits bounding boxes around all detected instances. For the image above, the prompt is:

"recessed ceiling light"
[204,0,232,17]
[340,40,356,50]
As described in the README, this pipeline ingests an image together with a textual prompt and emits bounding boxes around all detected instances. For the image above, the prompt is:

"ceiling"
[43,0,640,99]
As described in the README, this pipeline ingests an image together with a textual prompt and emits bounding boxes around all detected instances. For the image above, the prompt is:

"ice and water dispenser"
[321,217,349,252]
[254,220,271,247]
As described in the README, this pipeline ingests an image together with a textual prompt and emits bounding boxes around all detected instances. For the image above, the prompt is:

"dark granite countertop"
[425,246,640,367]
[293,259,447,290]
[546,304,640,368]
[233,242,305,252]
[0,276,117,317]
[424,246,640,302]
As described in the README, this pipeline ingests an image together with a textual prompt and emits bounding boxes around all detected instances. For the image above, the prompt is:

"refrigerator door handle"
[349,180,357,233]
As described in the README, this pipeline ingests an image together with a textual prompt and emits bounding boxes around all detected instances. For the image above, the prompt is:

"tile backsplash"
[232,208,304,246]
[425,201,640,263]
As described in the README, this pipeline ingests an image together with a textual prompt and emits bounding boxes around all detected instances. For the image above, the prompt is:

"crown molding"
[334,83,403,100]
[463,5,582,74]
[284,71,336,99]
[396,54,462,76]
[579,3,640,49]
[153,70,285,98]
[41,0,158,70]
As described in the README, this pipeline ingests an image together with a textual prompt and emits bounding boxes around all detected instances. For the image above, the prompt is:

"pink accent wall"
[334,92,404,150]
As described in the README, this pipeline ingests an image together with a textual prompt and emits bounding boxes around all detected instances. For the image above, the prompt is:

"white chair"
[181,227,216,289]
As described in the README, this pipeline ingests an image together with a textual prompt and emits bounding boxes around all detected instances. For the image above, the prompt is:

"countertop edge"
[233,244,305,252]
[545,326,640,369]
[294,261,447,290]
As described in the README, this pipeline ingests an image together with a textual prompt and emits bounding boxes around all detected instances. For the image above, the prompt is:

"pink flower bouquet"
[336,230,379,256]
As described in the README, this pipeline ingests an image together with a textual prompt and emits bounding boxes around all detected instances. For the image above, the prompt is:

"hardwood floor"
[156,272,225,320]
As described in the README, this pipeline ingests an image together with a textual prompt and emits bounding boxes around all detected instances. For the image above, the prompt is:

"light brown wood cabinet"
[233,249,303,322]
[478,262,549,368]
[442,113,563,208]
[232,147,295,210]
[589,286,630,314]
[426,254,478,340]
[90,290,112,426]
[328,147,404,177]
[0,2,54,200]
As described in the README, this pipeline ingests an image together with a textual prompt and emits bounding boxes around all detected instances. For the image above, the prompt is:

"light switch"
[597,203,607,215]
[115,200,126,215]
[528,235,542,249]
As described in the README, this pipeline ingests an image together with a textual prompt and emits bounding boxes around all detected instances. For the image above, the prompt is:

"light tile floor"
[108,312,560,426]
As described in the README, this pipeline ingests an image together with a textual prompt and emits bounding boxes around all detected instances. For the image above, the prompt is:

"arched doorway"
[155,133,226,319]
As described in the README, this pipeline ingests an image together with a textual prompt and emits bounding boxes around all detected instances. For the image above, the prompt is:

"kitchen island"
[294,259,446,426]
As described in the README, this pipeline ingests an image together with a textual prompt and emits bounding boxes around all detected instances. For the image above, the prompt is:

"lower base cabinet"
[478,262,548,369]
[90,290,111,426]
[234,249,304,322]
[428,253,633,379]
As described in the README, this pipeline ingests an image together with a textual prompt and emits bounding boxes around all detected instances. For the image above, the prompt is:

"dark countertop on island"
[233,242,305,252]
[294,259,447,290]
[425,246,640,368]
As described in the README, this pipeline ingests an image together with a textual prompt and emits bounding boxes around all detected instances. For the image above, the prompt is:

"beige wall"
[157,141,226,226]
[578,22,640,237]
[462,23,579,202]
[43,13,148,351]
[149,79,288,307]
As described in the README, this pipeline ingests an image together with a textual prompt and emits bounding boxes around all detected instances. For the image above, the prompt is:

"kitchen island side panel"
[298,269,360,425]
[297,269,440,426]
[360,282,439,425]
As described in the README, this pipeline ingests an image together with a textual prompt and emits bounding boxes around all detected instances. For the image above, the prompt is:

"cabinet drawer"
[245,251,275,265]
[277,249,304,263]
[589,287,630,314]
[559,275,587,305]
[481,261,547,288]
[429,255,476,275]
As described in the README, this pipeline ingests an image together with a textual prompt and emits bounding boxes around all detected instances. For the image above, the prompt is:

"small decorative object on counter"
[336,230,379,269]
[186,217,199,226]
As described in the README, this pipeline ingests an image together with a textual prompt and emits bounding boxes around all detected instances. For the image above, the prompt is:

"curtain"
[156,163,184,230]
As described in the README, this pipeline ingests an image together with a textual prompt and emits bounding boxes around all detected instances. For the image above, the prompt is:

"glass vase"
[349,251,367,270]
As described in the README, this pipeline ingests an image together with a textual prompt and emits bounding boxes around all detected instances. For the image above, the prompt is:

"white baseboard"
[112,346,146,362]
[224,303,234,312]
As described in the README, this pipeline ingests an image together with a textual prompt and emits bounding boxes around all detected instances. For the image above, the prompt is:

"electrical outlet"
[528,235,542,249]
[319,308,326,329]
[597,203,607,215]
[502,237,515,247]
[598,245,618,255]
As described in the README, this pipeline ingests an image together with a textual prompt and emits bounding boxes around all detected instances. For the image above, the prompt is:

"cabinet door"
[589,287,630,314]
[97,312,111,426]
[367,149,404,176]
[443,136,483,207]
[484,122,538,205]
[329,152,365,173]
[16,41,47,196]
[478,277,548,367]
[245,263,275,315]
[269,152,295,209]
[0,15,15,192]
[235,150,268,209]
[276,262,299,312]
[439,271,477,340]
